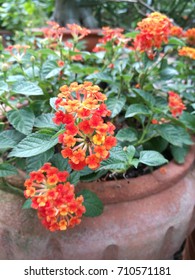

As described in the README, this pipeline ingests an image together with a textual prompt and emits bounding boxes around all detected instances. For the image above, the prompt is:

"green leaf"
[133,88,155,107]
[99,159,127,171]
[0,81,8,94]
[51,153,71,172]
[78,189,103,217]
[170,145,189,164]
[86,72,113,83]
[109,145,127,160]
[67,171,80,186]
[12,81,43,96]
[80,170,107,182]
[0,130,25,150]
[125,31,139,39]
[0,163,18,177]
[143,137,168,153]
[26,148,54,173]
[106,95,126,118]
[41,61,60,79]
[168,37,185,47]
[160,67,178,80]
[156,124,193,147]
[7,108,35,135]
[139,151,168,166]
[49,97,58,111]
[125,104,150,118]
[180,112,195,132]
[34,113,59,130]
[116,127,138,143]
[8,133,58,158]
[126,145,136,162]
[22,199,32,209]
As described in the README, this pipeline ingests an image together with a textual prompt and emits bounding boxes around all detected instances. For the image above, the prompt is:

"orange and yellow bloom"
[134,12,173,57]
[24,163,86,232]
[178,46,195,60]
[53,82,117,170]
[168,91,186,117]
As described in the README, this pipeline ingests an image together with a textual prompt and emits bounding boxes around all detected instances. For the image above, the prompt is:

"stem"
[0,179,24,197]
[135,114,153,146]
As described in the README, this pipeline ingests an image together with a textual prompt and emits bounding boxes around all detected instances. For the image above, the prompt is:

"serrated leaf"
[46,68,61,79]
[67,171,80,186]
[116,127,138,142]
[0,130,25,150]
[12,81,43,96]
[22,199,32,209]
[156,124,193,147]
[109,145,127,160]
[125,103,150,118]
[7,108,35,135]
[51,153,71,172]
[8,133,58,158]
[106,95,126,118]
[170,145,189,164]
[100,158,127,172]
[26,148,54,173]
[0,163,18,177]
[34,113,59,130]
[78,189,103,217]
[41,60,60,79]
[139,151,168,166]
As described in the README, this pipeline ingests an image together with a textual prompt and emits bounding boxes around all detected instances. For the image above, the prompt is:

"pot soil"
[0,145,195,260]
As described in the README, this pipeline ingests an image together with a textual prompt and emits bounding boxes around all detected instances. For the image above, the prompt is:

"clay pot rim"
[77,143,195,205]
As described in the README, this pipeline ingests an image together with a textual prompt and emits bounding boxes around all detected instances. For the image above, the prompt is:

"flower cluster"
[168,91,186,117]
[93,26,130,52]
[185,28,195,46]
[134,12,173,57]
[66,23,91,40]
[53,82,117,170]
[24,163,86,232]
[42,21,66,40]
[170,25,184,38]
[178,46,195,59]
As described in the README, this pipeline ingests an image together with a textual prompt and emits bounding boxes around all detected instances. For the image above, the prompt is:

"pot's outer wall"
[0,146,195,260]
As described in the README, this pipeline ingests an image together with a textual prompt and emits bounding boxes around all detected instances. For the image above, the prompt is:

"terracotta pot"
[0,145,195,260]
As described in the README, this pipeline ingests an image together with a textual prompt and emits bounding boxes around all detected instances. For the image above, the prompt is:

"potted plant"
[0,12,195,260]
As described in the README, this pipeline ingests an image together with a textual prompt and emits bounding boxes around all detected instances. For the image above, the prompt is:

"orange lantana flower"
[168,91,186,117]
[24,163,85,232]
[185,28,195,46]
[178,46,195,60]
[53,82,117,170]
[134,12,173,57]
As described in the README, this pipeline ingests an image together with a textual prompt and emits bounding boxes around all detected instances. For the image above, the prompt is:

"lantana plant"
[0,13,195,232]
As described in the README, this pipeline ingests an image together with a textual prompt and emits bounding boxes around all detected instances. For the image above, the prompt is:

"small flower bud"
[0,54,4,59]
[30,56,35,62]
[1,63,9,72]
